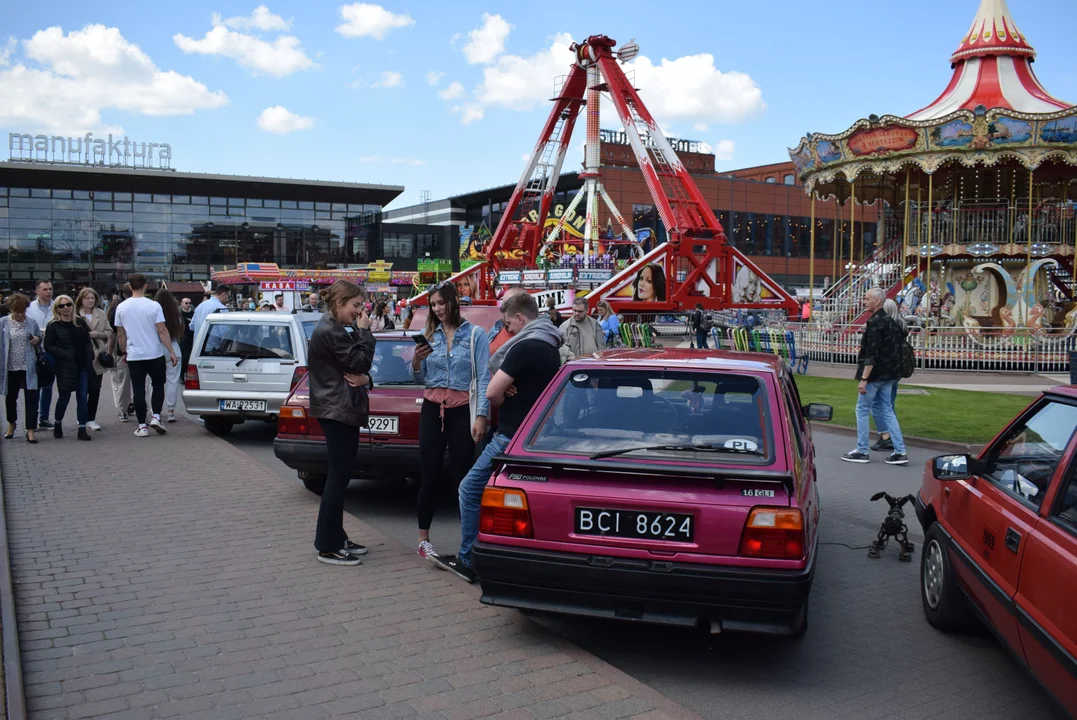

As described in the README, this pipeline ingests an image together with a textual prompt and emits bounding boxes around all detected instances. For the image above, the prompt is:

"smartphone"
[412,333,431,347]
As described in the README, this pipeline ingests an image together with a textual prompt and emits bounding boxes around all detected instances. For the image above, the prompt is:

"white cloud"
[0,37,15,66]
[173,18,316,78]
[336,4,415,40]
[359,155,427,166]
[0,24,226,135]
[631,54,764,125]
[462,14,512,65]
[425,71,443,86]
[438,81,464,100]
[712,139,736,161]
[452,34,764,130]
[373,70,402,88]
[215,5,291,32]
[256,105,313,133]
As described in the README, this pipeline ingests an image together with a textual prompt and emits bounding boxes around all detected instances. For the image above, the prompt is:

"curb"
[0,454,27,720]
[812,422,982,455]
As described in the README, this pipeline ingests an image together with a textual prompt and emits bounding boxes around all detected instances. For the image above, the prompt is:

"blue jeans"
[39,380,53,422]
[458,431,511,568]
[871,381,899,434]
[856,380,905,454]
[55,368,89,427]
[695,330,709,349]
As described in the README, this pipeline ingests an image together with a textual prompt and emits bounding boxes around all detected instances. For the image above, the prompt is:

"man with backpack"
[841,288,908,466]
[689,303,711,349]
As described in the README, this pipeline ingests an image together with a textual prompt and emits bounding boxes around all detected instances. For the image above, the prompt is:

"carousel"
[789,0,1077,352]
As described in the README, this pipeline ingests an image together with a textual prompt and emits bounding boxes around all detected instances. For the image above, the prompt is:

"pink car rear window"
[526,370,773,464]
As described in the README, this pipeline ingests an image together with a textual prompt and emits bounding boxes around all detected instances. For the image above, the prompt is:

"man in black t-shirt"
[431,293,562,582]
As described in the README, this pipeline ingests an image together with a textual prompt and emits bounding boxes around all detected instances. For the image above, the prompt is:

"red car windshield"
[525,369,774,464]
[371,339,418,385]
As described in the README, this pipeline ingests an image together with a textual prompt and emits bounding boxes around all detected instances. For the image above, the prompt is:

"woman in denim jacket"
[410,283,490,562]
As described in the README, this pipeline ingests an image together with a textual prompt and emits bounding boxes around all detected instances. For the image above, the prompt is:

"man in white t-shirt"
[115,274,178,437]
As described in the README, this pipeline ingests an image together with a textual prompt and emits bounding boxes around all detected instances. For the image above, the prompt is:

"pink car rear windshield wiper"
[589,443,764,460]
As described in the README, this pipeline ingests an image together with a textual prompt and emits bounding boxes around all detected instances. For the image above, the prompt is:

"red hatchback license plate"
[575,508,693,542]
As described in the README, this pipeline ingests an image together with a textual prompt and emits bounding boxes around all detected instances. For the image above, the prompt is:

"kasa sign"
[8,132,173,169]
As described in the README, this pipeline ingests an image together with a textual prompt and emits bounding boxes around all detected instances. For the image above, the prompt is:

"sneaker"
[342,540,368,556]
[167,410,176,424]
[430,555,475,583]
[126,403,135,415]
[885,453,910,466]
[317,551,362,566]
[840,450,870,464]
[86,421,102,432]
[134,425,150,438]
[39,420,54,429]
[870,437,893,452]
[119,412,130,423]
[149,416,167,434]
[417,540,438,561]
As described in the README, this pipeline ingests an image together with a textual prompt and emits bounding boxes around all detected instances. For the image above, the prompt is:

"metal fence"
[788,322,1077,374]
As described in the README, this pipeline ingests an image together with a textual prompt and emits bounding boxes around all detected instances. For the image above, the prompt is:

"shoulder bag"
[468,325,481,427]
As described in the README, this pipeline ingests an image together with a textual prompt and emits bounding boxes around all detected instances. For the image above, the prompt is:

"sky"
[3,0,1076,210]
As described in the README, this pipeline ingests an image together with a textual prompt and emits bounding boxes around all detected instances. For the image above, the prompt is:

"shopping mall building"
[1,131,877,294]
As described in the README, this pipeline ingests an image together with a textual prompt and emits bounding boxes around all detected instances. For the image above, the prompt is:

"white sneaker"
[134,425,150,438]
[86,421,102,432]
[119,412,130,423]
[166,410,176,424]
[149,416,167,434]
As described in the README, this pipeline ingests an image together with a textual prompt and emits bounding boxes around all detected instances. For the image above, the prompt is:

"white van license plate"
[363,416,398,434]
[219,399,267,412]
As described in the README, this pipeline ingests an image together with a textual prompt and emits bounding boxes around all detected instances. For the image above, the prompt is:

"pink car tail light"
[480,488,533,539]
[279,406,309,435]
[739,507,804,560]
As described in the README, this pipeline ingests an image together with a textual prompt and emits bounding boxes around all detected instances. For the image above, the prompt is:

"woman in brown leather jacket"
[307,281,376,566]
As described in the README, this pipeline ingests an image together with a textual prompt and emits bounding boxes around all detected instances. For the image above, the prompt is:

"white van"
[184,310,322,436]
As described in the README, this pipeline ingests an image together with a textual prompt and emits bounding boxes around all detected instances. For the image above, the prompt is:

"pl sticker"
[724,438,758,452]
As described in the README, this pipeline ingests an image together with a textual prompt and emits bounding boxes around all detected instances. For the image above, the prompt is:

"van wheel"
[921,522,971,631]
[300,472,327,495]
[203,417,234,437]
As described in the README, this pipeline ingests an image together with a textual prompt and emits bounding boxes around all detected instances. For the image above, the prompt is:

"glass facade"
[0,185,382,289]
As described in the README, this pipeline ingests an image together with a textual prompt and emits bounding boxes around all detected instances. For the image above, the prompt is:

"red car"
[274,306,503,494]
[472,350,833,637]
[916,387,1077,714]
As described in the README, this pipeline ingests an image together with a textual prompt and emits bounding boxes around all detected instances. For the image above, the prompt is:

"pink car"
[472,350,832,637]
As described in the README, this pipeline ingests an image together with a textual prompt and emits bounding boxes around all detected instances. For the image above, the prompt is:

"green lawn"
[793,375,1034,444]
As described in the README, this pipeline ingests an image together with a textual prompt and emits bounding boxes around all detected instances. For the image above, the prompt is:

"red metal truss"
[409,34,798,318]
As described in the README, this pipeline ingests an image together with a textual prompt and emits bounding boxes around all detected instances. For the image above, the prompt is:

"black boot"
[53,424,63,439]
[77,427,92,441]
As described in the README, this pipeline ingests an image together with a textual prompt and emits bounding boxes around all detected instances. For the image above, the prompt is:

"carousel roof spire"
[950,0,1033,64]
[906,0,1071,121]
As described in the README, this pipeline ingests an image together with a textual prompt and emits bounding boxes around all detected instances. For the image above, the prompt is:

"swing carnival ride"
[406,35,799,317]
[790,0,1077,350]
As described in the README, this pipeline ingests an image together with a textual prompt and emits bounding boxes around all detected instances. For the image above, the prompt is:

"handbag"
[468,325,480,427]
[97,350,115,369]
[35,348,54,385]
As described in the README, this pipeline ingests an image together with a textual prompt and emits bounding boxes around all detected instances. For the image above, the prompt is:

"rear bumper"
[182,390,289,419]
[472,541,815,636]
[273,437,425,478]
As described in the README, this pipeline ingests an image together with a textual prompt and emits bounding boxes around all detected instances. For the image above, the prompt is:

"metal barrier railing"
[788,322,1077,374]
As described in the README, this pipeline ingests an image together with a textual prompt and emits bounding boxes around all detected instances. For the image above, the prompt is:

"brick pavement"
[0,413,702,720]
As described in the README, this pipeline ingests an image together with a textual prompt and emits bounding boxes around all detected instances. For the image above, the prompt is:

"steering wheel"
[651,397,679,433]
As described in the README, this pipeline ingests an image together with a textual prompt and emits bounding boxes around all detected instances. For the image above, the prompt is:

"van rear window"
[201,323,295,359]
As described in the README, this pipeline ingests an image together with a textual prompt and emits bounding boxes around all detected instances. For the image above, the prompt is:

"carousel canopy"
[789,0,1077,200]
[908,0,1069,120]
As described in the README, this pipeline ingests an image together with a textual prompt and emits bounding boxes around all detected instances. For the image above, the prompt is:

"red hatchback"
[471,350,832,637]
[916,387,1077,715]
[274,306,503,493]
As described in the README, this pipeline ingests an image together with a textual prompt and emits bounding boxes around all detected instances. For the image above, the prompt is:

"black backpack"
[898,325,915,379]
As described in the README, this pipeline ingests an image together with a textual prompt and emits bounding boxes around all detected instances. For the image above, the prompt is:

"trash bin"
[1070,351,1077,385]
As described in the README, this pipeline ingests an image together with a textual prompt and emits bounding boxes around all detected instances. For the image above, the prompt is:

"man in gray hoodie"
[431,293,563,582]
[559,297,605,363]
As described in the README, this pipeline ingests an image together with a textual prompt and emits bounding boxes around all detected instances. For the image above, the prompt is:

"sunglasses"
[57,303,73,309]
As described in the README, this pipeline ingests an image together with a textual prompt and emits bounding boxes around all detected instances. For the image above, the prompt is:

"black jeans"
[315,418,360,553]
[127,356,166,425]
[5,371,39,431]
[87,371,103,422]
[417,400,475,531]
